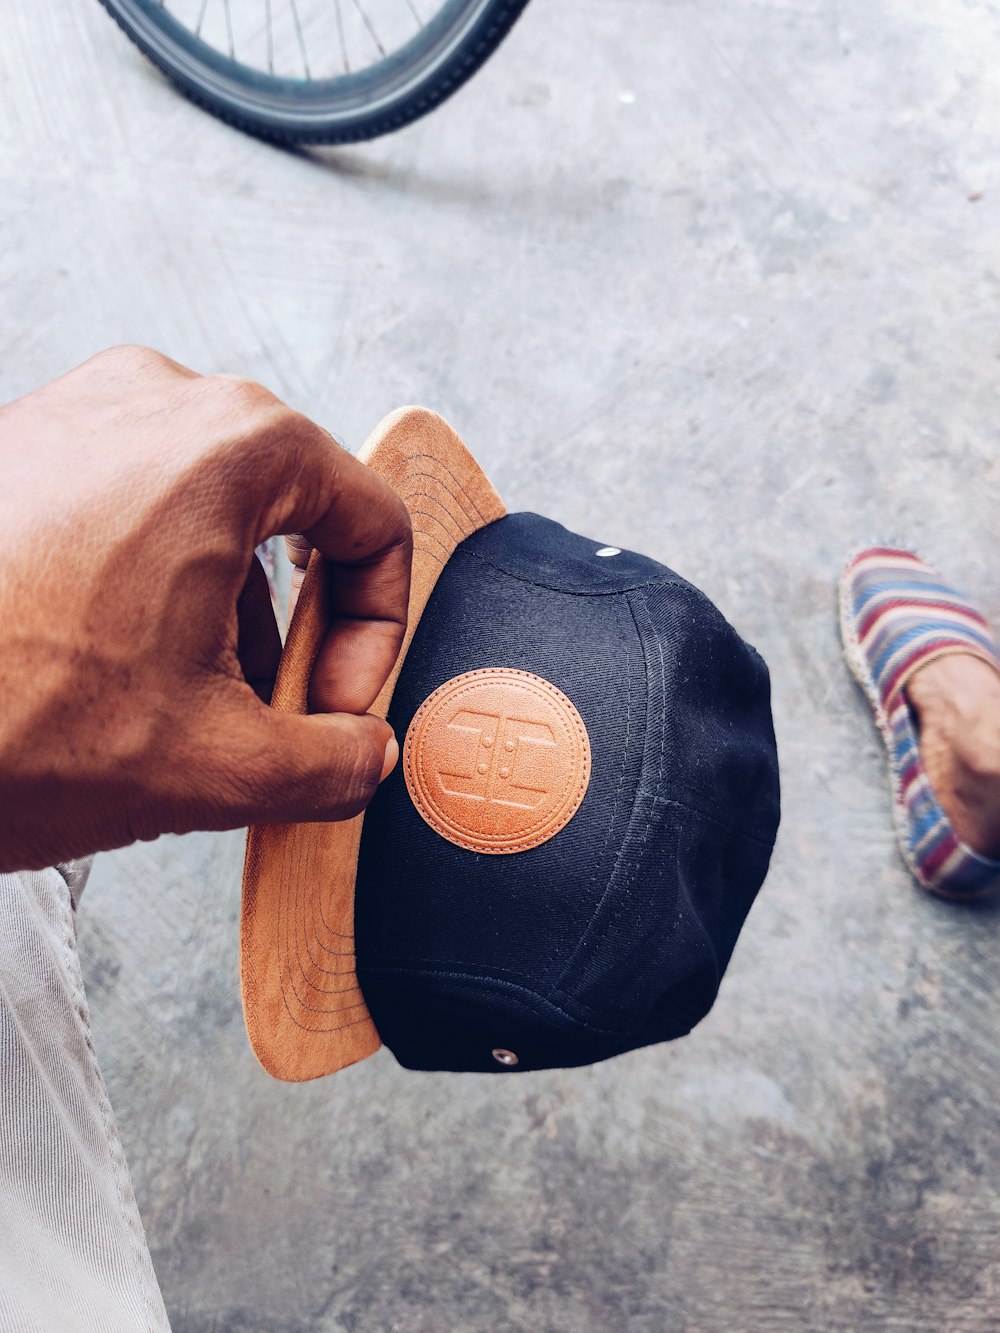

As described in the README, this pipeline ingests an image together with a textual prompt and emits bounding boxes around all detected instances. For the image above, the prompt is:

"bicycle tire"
[96,0,532,144]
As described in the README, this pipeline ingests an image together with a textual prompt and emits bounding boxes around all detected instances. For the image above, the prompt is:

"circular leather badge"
[403,668,591,854]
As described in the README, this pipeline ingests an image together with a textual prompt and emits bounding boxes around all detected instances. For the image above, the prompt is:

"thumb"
[184,700,399,830]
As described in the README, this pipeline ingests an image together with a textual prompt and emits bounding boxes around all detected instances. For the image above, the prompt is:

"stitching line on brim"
[389,450,494,526]
[285,846,363,1003]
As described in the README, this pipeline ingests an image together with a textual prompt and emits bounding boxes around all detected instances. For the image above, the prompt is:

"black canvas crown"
[354,511,780,1073]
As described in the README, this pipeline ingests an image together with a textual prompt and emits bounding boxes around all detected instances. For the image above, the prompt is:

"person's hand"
[0,347,412,872]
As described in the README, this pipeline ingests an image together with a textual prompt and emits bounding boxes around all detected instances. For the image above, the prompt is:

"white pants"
[0,866,170,1332]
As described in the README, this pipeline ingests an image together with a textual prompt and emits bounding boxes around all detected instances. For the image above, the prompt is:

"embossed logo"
[403,668,591,854]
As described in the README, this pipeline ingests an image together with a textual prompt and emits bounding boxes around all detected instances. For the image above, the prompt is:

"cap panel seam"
[458,544,695,599]
[360,954,538,984]
[538,591,641,983]
[547,586,662,1000]
[659,797,777,848]
[548,588,720,1033]
[358,965,633,1038]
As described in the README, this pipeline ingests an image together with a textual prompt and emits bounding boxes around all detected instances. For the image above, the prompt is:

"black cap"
[355,511,780,1073]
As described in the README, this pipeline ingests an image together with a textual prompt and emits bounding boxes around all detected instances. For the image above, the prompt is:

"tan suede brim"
[240,408,506,1081]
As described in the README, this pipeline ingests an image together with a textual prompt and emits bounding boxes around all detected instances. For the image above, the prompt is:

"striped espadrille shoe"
[839,546,1000,900]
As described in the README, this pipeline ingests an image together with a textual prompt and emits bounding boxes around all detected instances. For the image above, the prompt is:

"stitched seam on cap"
[575,588,669,983]
[540,593,636,984]
[459,544,696,598]
[549,588,692,1026]
[392,452,496,526]
[359,953,540,985]
[629,588,668,900]
[358,965,633,1038]
[548,589,652,991]
[661,797,776,848]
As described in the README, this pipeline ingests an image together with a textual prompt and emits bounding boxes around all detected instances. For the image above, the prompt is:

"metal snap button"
[492,1048,519,1066]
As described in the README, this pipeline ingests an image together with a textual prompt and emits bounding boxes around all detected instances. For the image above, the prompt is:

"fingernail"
[380,734,399,782]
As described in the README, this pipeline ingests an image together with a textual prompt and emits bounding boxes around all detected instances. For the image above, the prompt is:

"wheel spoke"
[335,0,350,74]
[161,0,459,79]
[350,0,387,59]
[222,0,234,58]
[287,0,312,78]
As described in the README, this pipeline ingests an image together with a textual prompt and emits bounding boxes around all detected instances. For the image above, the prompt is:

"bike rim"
[116,0,498,124]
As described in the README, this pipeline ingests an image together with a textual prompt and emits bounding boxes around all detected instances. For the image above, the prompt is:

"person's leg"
[906,654,1000,858]
[0,865,170,1333]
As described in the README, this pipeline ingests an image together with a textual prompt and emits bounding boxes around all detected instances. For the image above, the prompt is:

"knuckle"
[212,373,278,414]
[333,733,383,814]
[298,414,353,464]
[208,377,292,461]
[284,416,342,482]
[94,344,167,376]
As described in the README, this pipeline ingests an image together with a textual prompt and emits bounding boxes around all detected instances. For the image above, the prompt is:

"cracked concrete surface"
[3,0,1000,1328]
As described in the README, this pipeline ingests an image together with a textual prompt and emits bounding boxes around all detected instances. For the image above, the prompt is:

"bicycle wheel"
[97,0,532,144]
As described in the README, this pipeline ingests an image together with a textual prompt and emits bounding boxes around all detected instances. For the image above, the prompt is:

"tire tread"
[96,0,532,143]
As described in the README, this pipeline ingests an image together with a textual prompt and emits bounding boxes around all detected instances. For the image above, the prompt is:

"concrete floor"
[4,1,1000,1329]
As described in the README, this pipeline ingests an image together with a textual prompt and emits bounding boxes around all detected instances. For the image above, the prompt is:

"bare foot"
[905,654,1000,859]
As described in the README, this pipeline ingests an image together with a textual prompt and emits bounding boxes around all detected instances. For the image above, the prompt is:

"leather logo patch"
[403,668,591,854]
